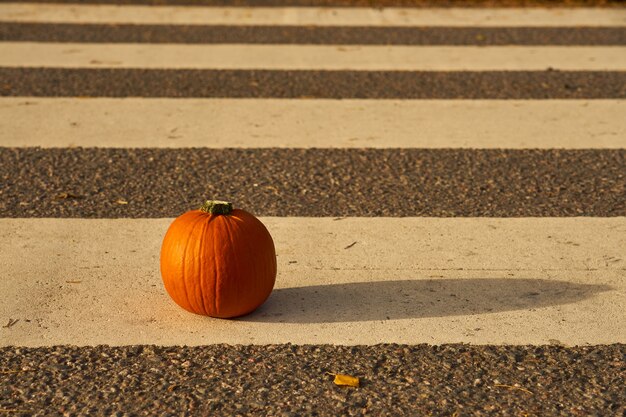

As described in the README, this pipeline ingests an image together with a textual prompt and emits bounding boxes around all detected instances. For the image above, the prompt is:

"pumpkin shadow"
[239,278,611,323]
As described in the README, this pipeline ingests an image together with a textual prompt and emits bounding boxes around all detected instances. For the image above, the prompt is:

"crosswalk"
[1,0,624,347]
[1,0,625,414]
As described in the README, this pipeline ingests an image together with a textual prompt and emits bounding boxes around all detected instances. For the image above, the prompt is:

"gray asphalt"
[2,69,625,99]
[1,344,624,416]
[1,148,624,218]
[2,2,625,416]
[2,24,624,45]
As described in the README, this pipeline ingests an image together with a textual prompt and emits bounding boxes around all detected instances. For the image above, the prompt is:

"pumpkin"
[160,200,276,318]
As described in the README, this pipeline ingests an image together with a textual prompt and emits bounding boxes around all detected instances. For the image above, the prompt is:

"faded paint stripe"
[1,217,624,346]
[1,98,624,149]
[2,43,625,71]
[0,0,622,6]
[0,4,624,27]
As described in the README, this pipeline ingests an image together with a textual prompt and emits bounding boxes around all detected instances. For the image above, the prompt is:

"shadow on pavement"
[239,278,612,323]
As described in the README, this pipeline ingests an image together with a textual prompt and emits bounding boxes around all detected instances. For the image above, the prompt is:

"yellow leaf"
[333,374,360,387]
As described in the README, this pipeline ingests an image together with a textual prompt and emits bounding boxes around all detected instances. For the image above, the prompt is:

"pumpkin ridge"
[197,215,211,316]
[211,214,221,316]
[183,213,204,314]
[204,213,221,316]
[235,212,261,316]
[177,212,205,314]
[232,211,269,314]
[222,213,245,318]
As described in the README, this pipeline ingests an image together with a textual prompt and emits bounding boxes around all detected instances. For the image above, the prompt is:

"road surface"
[0,0,624,415]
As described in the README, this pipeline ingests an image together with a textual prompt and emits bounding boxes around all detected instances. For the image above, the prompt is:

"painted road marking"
[2,43,625,71]
[1,98,624,149]
[0,4,624,27]
[1,217,624,346]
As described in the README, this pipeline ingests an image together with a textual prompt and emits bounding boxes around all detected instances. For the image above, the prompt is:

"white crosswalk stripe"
[1,4,624,27]
[2,98,624,149]
[2,218,624,346]
[3,43,626,70]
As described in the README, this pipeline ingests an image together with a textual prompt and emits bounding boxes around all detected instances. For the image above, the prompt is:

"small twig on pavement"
[2,319,19,328]
[344,241,357,249]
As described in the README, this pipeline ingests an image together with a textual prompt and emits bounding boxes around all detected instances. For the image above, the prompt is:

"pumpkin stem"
[199,200,233,215]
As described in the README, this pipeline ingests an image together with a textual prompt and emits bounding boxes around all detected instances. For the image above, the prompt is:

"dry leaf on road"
[327,372,360,387]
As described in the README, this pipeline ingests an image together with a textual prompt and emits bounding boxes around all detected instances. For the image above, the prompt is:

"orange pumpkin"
[160,200,276,318]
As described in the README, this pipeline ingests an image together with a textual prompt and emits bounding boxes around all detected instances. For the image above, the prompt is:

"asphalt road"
[2,69,625,99]
[2,344,625,416]
[1,148,625,218]
[1,1,625,416]
[1,24,624,45]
